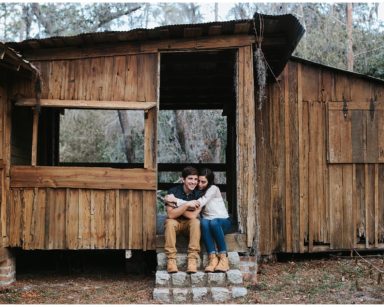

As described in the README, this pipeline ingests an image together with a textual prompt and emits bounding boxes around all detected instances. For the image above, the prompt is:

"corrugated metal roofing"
[291,56,384,84]
[6,13,305,79]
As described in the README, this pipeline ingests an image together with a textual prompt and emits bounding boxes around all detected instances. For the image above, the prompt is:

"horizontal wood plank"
[10,166,156,190]
[23,36,255,61]
[15,98,156,110]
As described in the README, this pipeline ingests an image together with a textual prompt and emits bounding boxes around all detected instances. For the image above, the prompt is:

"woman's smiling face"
[198,176,208,190]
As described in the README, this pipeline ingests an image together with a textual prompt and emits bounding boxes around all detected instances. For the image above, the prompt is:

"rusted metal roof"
[6,13,305,79]
[0,41,39,77]
[291,56,384,84]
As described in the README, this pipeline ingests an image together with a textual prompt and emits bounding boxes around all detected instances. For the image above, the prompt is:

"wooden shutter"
[327,101,384,163]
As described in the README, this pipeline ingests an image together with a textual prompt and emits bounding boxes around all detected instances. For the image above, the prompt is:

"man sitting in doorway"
[164,166,202,273]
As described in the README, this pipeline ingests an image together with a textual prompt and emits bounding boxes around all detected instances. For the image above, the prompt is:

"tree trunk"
[175,110,189,161]
[214,3,218,21]
[118,110,133,163]
[22,4,33,39]
[346,3,354,71]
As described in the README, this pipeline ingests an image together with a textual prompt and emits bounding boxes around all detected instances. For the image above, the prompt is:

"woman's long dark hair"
[199,168,215,193]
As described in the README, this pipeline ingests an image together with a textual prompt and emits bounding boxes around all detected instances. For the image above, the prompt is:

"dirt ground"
[0,253,383,304]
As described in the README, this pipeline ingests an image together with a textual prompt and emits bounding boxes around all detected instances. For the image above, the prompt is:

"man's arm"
[166,201,197,219]
[183,204,202,219]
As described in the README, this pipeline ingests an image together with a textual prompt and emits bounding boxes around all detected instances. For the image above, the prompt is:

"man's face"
[183,174,198,193]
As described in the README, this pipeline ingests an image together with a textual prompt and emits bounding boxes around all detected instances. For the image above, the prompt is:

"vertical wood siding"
[237,46,257,248]
[8,53,158,250]
[0,83,6,248]
[9,188,155,249]
[258,60,384,255]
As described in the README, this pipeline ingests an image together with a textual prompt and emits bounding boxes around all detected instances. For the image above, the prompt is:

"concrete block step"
[153,286,248,303]
[155,269,244,288]
[154,251,247,303]
[157,251,240,270]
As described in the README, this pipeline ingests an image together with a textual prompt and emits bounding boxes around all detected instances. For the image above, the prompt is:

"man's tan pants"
[164,218,200,260]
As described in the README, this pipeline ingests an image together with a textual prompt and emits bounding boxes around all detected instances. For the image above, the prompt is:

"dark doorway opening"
[158,50,237,222]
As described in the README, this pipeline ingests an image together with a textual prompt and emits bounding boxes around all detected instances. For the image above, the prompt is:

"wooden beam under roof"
[234,23,250,34]
[15,98,156,110]
[208,25,222,36]
[184,27,203,38]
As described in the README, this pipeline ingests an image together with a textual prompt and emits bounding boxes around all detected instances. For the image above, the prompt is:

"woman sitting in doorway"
[165,168,232,272]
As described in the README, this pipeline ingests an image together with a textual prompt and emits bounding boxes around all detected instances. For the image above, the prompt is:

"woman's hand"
[186,200,199,211]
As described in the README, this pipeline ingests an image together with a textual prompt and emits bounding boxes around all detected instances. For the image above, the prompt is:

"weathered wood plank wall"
[8,52,158,250]
[258,59,384,255]
[9,188,154,249]
[236,46,257,248]
[0,82,7,248]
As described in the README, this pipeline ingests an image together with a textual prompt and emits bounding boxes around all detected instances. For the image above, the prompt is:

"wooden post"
[31,108,39,166]
[297,63,305,253]
[374,164,379,247]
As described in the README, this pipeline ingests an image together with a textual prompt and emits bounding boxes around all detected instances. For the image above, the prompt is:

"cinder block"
[232,286,248,298]
[211,287,230,302]
[207,272,226,286]
[191,271,207,286]
[156,253,167,270]
[192,287,209,302]
[228,252,240,269]
[227,269,243,285]
[171,272,189,287]
[172,288,190,303]
[153,288,170,303]
[155,271,170,287]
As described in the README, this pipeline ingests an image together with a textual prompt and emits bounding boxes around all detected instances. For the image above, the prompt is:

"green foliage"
[59,110,129,163]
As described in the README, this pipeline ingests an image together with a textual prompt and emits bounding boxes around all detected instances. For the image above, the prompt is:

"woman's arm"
[196,185,220,207]
[166,201,198,219]
[165,185,220,208]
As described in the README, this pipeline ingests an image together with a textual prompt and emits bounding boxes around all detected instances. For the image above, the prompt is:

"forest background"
[2,2,384,191]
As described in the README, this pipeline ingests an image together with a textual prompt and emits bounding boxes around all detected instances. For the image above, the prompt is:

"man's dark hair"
[181,166,198,178]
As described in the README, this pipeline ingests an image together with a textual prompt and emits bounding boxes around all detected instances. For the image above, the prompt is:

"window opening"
[59,109,144,165]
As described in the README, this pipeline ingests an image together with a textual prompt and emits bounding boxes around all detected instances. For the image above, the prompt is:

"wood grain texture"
[15,98,156,110]
[236,46,257,248]
[10,166,156,190]
[8,187,154,250]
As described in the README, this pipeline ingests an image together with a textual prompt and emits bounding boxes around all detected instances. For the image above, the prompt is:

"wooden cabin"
[1,13,384,264]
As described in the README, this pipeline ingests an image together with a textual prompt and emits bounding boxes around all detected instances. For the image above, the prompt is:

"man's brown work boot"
[167,259,178,273]
[214,253,229,272]
[205,254,219,273]
[186,258,197,274]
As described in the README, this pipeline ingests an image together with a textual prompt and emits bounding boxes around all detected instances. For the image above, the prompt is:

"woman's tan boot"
[205,254,219,272]
[214,253,229,272]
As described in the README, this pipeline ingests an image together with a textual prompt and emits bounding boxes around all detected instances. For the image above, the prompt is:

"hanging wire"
[353,249,384,274]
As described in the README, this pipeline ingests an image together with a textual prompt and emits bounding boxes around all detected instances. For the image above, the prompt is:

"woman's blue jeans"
[201,218,232,254]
